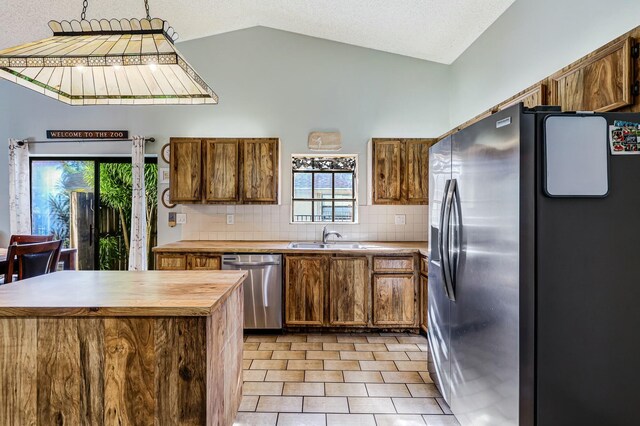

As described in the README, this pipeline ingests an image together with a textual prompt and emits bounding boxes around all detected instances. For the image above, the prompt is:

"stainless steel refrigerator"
[428,104,640,426]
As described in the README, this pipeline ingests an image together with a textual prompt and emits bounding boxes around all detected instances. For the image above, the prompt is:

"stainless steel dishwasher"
[221,254,282,330]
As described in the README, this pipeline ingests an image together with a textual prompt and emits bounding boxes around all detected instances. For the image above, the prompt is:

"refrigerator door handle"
[442,179,457,301]
[448,180,462,301]
[438,179,452,297]
[441,179,456,300]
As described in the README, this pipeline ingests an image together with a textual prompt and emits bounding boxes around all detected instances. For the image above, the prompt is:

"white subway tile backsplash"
[179,204,428,241]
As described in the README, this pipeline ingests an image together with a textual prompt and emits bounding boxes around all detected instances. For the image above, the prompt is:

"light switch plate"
[227,214,235,225]
[176,213,187,224]
[395,214,406,225]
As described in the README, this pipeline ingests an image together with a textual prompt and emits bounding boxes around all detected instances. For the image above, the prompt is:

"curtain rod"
[17,137,155,146]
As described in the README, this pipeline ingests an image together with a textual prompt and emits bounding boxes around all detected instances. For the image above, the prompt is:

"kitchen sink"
[288,242,376,249]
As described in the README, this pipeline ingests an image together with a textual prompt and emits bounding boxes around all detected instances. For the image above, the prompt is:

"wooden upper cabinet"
[550,36,633,112]
[498,83,547,111]
[372,138,434,205]
[203,139,239,203]
[373,139,403,204]
[405,140,430,204]
[329,257,369,326]
[242,138,279,203]
[170,138,202,202]
[285,256,326,326]
[372,274,416,326]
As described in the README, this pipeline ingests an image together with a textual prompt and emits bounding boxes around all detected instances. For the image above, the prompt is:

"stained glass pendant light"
[0,0,218,105]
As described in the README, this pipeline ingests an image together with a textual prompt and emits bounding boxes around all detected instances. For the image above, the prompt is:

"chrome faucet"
[322,225,343,244]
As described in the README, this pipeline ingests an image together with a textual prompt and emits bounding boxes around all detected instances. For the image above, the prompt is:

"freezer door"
[450,108,521,426]
[427,135,453,403]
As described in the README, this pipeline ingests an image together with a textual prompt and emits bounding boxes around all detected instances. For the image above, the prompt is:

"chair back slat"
[4,240,63,284]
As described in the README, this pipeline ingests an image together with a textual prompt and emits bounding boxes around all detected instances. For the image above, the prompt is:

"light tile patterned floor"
[234,332,460,426]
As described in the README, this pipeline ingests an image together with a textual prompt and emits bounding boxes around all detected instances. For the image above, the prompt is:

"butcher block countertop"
[153,240,429,257]
[0,270,247,317]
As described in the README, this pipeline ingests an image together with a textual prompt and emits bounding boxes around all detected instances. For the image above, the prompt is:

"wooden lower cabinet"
[372,274,416,326]
[285,256,327,326]
[156,253,187,270]
[155,252,221,270]
[329,257,369,326]
[187,254,221,270]
[420,275,428,331]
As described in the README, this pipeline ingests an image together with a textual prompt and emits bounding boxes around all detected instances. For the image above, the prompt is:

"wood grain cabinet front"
[371,138,436,205]
[241,138,279,204]
[420,275,428,332]
[169,138,203,203]
[168,137,279,205]
[203,139,239,203]
[187,254,221,270]
[372,274,416,326]
[329,257,369,326]
[285,256,327,326]
[550,36,633,112]
[156,253,187,270]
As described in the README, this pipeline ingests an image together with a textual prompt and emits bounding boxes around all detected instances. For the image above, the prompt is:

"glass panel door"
[31,158,157,271]
[31,160,95,269]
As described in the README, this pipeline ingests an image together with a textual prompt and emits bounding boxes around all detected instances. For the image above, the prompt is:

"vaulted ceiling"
[0,0,514,64]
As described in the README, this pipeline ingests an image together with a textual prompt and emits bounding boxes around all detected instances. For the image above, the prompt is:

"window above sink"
[291,154,358,224]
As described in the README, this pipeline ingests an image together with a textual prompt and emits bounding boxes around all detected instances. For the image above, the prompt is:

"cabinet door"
[203,139,239,203]
[329,257,369,326]
[405,140,432,205]
[550,37,632,112]
[156,253,187,270]
[187,254,221,270]
[170,138,202,202]
[285,256,326,326]
[372,139,402,204]
[241,138,278,203]
[498,83,547,111]
[372,274,415,326]
[420,275,428,331]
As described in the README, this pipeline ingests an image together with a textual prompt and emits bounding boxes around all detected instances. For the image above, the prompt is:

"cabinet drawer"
[373,256,414,273]
[156,254,187,270]
[187,254,221,270]
[420,256,428,276]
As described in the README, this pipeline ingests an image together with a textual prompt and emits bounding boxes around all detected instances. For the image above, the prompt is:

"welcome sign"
[46,130,129,139]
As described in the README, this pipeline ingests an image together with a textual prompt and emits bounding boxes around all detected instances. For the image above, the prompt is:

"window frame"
[291,154,358,224]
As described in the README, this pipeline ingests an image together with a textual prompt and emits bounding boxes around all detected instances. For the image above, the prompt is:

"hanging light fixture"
[0,0,218,105]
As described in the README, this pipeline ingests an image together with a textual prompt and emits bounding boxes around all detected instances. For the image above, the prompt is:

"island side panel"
[207,282,244,425]
[0,318,37,426]
[0,316,218,425]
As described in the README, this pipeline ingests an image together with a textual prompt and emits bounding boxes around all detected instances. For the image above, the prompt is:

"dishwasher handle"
[223,260,280,267]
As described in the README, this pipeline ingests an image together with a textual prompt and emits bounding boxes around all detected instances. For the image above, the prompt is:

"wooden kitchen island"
[0,270,247,426]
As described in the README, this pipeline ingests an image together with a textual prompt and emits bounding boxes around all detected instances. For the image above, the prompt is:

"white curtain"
[8,139,31,235]
[128,136,147,271]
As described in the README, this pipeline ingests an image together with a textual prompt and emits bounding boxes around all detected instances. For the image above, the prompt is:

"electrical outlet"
[227,214,235,225]
[395,214,406,225]
[176,213,187,224]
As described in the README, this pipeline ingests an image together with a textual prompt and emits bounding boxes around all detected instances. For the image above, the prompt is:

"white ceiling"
[0,0,514,64]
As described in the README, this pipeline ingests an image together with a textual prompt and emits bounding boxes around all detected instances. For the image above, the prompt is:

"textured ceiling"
[0,0,514,64]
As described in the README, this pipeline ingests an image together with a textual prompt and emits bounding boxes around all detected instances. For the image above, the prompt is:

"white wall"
[449,0,640,126]
[0,26,449,246]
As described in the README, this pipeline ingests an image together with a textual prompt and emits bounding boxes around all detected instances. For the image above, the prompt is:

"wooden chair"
[2,240,62,284]
[9,234,54,245]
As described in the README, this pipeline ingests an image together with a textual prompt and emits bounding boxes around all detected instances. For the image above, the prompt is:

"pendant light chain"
[81,0,88,20]
[144,0,151,20]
